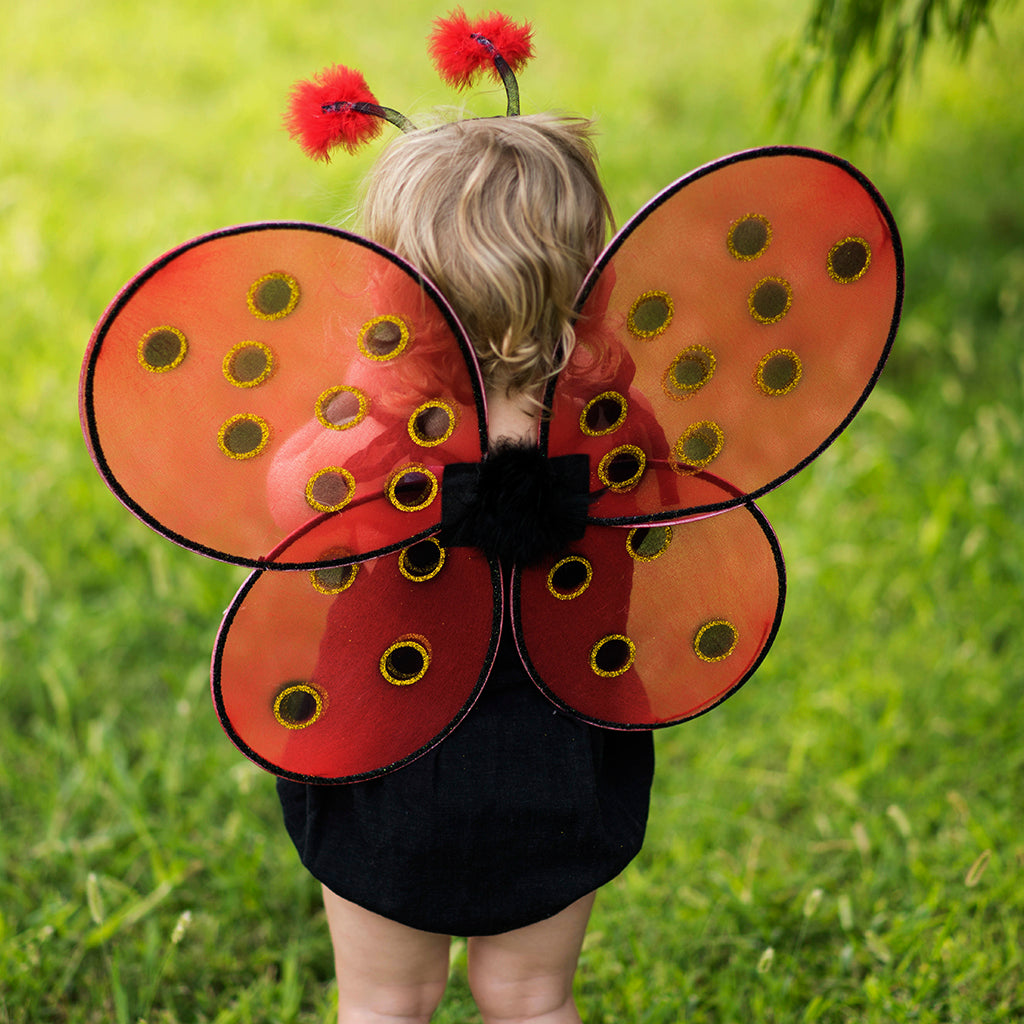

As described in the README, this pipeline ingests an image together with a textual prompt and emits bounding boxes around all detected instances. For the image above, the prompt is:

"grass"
[1,0,1022,1020]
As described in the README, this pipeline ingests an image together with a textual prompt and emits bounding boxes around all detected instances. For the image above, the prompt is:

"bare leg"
[321,885,451,1024]
[466,892,596,1024]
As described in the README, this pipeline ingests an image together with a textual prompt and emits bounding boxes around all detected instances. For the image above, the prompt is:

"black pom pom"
[440,444,590,565]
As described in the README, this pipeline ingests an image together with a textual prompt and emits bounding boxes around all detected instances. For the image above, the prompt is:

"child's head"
[360,113,613,393]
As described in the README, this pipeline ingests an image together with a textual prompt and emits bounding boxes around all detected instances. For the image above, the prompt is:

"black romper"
[276,615,655,936]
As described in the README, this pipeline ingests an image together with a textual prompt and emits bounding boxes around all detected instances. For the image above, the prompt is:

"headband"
[285,9,534,162]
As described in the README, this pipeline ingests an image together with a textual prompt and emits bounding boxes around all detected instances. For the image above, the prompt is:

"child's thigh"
[465,891,596,1016]
[321,885,451,1016]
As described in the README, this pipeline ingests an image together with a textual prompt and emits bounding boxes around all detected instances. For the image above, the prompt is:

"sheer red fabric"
[547,149,900,522]
[81,148,902,781]
[81,224,486,568]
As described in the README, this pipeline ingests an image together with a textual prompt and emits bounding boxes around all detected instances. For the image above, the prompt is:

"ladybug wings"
[213,539,501,783]
[545,146,904,523]
[83,149,902,781]
[516,147,903,731]
[80,223,488,569]
[512,492,786,732]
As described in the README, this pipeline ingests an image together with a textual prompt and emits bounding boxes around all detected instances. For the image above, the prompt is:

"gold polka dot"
[358,315,410,361]
[664,345,716,400]
[387,466,438,512]
[627,526,673,561]
[693,620,739,662]
[755,349,803,396]
[247,272,299,320]
[223,341,273,388]
[273,683,324,729]
[380,637,430,685]
[827,237,872,283]
[627,291,674,339]
[546,556,593,600]
[590,635,636,677]
[399,538,446,581]
[672,421,724,472]
[310,562,359,595]
[580,392,628,436]
[305,467,355,513]
[218,414,270,460]
[597,445,646,492]
[138,326,187,372]
[408,401,456,446]
[316,386,369,430]
[749,278,793,325]
[727,214,772,260]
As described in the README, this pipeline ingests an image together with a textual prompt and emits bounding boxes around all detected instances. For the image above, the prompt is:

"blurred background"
[1,1,1021,1021]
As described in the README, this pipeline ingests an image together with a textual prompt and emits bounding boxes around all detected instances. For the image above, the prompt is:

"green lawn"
[1,1,1021,1021]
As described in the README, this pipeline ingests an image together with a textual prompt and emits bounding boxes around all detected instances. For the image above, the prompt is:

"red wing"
[513,502,784,729]
[212,533,500,782]
[81,223,487,568]
[545,147,903,523]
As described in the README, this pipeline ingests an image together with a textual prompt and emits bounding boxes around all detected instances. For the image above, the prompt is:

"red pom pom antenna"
[285,65,414,162]
[429,9,534,114]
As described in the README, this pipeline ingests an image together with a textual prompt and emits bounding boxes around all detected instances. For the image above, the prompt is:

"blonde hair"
[360,113,613,394]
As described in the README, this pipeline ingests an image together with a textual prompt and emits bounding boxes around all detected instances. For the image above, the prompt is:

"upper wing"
[544,147,904,524]
[213,529,501,782]
[80,223,487,568]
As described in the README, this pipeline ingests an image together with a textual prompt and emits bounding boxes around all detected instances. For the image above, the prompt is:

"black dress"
[276,620,655,936]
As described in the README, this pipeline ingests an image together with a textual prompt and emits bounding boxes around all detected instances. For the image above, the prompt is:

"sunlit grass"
[2,1,1022,1021]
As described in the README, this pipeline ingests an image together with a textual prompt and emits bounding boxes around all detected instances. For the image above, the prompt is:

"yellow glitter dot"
[399,539,446,581]
[546,556,593,601]
[727,214,772,260]
[316,386,369,430]
[627,526,673,561]
[305,467,355,513]
[387,466,438,512]
[827,237,872,283]
[273,683,324,729]
[358,315,410,361]
[755,349,803,396]
[672,421,724,471]
[748,277,793,325]
[380,637,430,686]
[664,345,716,400]
[223,341,273,388]
[597,445,646,492]
[627,291,674,339]
[580,392,628,436]
[218,414,270,460]
[247,272,299,320]
[139,326,187,372]
[590,635,636,677]
[309,562,359,595]
[408,401,456,447]
[693,620,739,662]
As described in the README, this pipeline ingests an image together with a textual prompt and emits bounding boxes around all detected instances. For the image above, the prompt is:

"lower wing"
[513,500,785,728]
[212,537,501,782]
